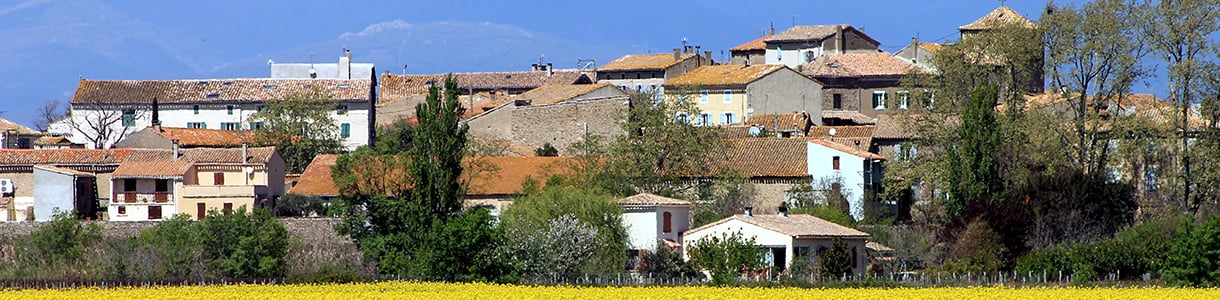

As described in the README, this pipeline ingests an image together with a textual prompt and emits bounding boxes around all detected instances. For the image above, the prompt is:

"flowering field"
[1,281,1217,300]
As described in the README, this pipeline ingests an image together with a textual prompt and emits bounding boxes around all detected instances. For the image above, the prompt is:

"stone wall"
[511,96,628,156]
[0,218,349,243]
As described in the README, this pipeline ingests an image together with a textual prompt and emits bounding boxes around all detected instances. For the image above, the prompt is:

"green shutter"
[341,123,351,138]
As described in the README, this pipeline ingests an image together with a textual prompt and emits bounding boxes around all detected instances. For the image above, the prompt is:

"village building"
[467,83,629,156]
[664,64,823,126]
[799,51,923,119]
[107,146,286,221]
[597,47,713,96]
[619,193,693,270]
[682,210,871,276]
[0,117,41,149]
[764,24,881,68]
[377,65,594,126]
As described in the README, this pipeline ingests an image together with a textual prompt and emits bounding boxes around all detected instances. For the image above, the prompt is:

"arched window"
[663,212,673,233]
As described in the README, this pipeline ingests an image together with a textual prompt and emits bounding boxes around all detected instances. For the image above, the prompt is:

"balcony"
[181,185,266,198]
[112,192,172,203]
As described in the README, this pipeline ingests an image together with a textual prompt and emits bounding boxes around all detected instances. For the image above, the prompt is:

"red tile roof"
[289,154,340,197]
[800,52,920,78]
[745,113,813,133]
[767,24,850,43]
[730,35,772,52]
[178,147,277,164]
[149,127,255,147]
[33,165,94,176]
[111,159,194,179]
[0,117,38,135]
[72,78,372,104]
[718,138,810,177]
[33,136,74,146]
[686,214,870,239]
[600,53,700,72]
[379,70,591,100]
[806,126,876,149]
[960,6,1036,31]
[664,64,787,87]
[519,83,617,106]
[618,193,692,207]
[807,138,886,160]
[0,148,168,165]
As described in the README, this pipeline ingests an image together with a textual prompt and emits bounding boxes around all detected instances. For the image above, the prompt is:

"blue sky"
[1,0,1081,128]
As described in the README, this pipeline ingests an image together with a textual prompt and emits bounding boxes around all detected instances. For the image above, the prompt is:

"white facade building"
[67,78,375,150]
[682,211,871,276]
[805,139,886,220]
[619,193,693,251]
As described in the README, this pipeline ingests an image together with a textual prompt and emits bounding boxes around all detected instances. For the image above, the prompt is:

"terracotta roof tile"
[33,136,74,146]
[519,83,616,106]
[745,113,814,133]
[0,117,38,135]
[730,35,772,52]
[618,193,692,207]
[767,24,849,43]
[665,64,787,87]
[872,114,914,139]
[718,138,810,177]
[72,78,372,104]
[806,126,875,149]
[111,159,193,179]
[149,127,255,147]
[800,52,919,78]
[960,6,1036,31]
[918,43,944,53]
[289,154,340,197]
[177,147,276,164]
[0,148,167,165]
[822,111,877,124]
[807,138,886,160]
[33,164,94,176]
[600,53,700,72]
[687,214,870,239]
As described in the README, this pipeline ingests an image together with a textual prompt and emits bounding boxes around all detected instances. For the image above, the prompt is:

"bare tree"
[34,99,67,132]
[68,100,143,149]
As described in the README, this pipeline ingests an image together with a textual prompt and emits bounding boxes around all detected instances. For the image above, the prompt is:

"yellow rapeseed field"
[1,281,1216,300]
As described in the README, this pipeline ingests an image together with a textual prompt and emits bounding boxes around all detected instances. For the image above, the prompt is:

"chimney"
[171,139,180,160]
[705,51,713,64]
[836,25,846,54]
[151,96,161,132]
[242,143,248,164]
[684,45,694,54]
[744,207,754,217]
[339,49,352,79]
[532,63,539,71]
[673,48,681,61]
[779,205,789,217]
[547,63,554,77]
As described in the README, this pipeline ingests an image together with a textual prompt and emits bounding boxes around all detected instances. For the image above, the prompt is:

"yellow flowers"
[1,281,1217,300]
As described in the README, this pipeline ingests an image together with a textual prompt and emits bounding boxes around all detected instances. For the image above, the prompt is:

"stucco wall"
[510,96,627,156]
[32,168,80,222]
[747,68,823,126]
[466,104,515,142]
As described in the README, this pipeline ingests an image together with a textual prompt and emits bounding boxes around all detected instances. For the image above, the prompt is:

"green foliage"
[198,206,290,278]
[1165,215,1220,287]
[943,218,1008,273]
[819,238,854,279]
[373,119,415,155]
[640,245,698,278]
[687,232,765,285]
[138,214,202,279]
[604,89,727,196]
[792,205,856,229]
[11,211,102,279]
[692,174,755,228]
[410,74,469,221]
[1015,215,1186,282]
[1019,169,1138,248]
[947,84,1005,219]
[500,184,627,275]
[419,206,516,283]
[249,86,346,173]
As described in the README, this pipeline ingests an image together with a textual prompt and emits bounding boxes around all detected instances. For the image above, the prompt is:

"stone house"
[682,210,871,276]
[765,24,881,68]
[467,83,628,156]
[664,65,823,126]
[107,146,286,221]
[597,47,714,95]
[799,51,924,119]
[377,65,594,125]
[729,33,772,66]
[0,148,168,222]
[65,78,376,150]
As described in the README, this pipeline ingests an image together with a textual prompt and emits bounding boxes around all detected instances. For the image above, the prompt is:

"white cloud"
[339,20,412,39]
[0,0,50,17]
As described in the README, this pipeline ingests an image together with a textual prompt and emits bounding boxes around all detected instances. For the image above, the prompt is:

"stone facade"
[510,96,628,156]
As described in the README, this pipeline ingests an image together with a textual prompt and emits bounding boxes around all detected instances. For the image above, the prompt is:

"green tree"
[139,214,202,279]
[197,206,290,278]
[249,87,346,173]
[691,172,755,228]
[419,206,515,282]
[687,232,764,285]
[409,74,468,226]
[1165,215,1220,287]
[947,84,1005,219]
[12,211,102,279]
[819,238,853,279]
[604,89,727,196]
[500,183,627,275]
[640,245,698,278]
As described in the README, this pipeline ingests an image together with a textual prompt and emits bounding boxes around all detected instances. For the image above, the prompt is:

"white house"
[805,139,886,220]
[619,193,693,269]
[66,78,376,150]
[32,165,97,221]
[108,159,188,221]
[764,24,881,68]
[682,209,871,276]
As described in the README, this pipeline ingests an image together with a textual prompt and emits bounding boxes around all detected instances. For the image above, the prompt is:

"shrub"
[687,232,764,285]
[12,211,102,279]
[1164,215,1220,287]
[640,245,698,278]
[820,238,854,279]
[943,218,1007,273]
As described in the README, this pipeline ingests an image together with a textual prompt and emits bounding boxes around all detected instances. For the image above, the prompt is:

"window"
[223,203,233,215]
[723,90,732,103]
[340,123,351,138]
[833,93,842,109]
[187,122,206,129]
[796,246,811,258]
[193,105,200,115]
[872,91,887,110]
[898,91,910,110]
[122,109,136,127]
[214,172,225,186]
[833,156,841,170]
[155,179,168,192]
[700,90,708,103]
[221,122,240,130]
[894,143,903,161]
[117,206,126,215]
[226,105,234,115]
[662,212,673,233]
[197,203,206,220]
[148,205,162,220]
[722,112,736,124]
[249,122,263,130]
[124,179,137,191]
[700,112,712,126]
